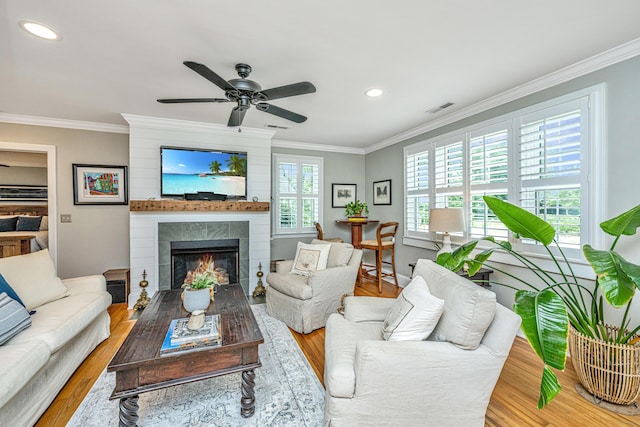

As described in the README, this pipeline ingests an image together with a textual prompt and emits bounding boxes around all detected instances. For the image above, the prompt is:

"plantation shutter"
[405,147,430,236]
[434,138,464,210]
[273,154,323,235]
[519,99,585,248]
[468,124,509,239]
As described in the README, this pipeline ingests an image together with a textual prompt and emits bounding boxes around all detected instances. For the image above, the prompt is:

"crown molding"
[365,37,640,154]
[0,113,129,134]
[271,138,365,155]
[121,114,275,139]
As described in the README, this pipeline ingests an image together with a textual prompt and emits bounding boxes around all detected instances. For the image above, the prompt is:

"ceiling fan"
[158,61,316,127]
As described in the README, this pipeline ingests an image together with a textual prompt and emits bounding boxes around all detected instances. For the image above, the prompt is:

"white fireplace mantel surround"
[124,114,274,307]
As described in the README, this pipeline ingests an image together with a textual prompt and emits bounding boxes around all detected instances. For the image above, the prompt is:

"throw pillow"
[0,249,69,311]
[382,275,444,341]
[0,292,32,345]
[0,216,18,232]
[40,215,49,231]
[311,239,354,267]
[413,259,496,350]
[16,216,42,232]
[0,274,26,307]
[290,242,331,276]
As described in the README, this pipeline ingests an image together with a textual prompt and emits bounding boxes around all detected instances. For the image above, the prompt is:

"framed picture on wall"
[332,183,357,208]
[73,164,128,205]
[373,179,391,205]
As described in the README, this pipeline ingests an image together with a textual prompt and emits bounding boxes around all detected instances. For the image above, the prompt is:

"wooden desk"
[335,219,379,248]
[0,235,34,258]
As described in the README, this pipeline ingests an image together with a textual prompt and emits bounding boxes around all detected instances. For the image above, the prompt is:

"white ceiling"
[2,1,640,149]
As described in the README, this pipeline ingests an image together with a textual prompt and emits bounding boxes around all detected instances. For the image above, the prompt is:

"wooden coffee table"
[108,285,264,426]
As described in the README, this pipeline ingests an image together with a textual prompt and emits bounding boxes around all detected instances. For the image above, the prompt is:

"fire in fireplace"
[170,239,239,289]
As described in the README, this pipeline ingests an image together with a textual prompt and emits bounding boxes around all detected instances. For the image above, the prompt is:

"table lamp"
[429,208,465,257]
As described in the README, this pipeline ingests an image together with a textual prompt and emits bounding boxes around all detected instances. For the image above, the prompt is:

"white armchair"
[323,259,522,427]
[266,240,362,334]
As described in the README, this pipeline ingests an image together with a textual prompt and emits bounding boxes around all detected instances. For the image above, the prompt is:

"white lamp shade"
[429,208,465,233]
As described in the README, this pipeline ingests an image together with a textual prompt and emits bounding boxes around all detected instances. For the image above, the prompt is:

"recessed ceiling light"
[365,88,383,97]
[19,20,61,41]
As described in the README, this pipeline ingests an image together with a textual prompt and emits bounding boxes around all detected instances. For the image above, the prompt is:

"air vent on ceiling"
[265,124,289,130]
[427,102,454,114]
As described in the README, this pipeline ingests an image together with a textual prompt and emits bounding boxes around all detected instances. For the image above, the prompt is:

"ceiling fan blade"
[256,103,307,123]
[259,82,316,101]
[228,106,247,127]
[183,61,237,93]
[157,98,229,103]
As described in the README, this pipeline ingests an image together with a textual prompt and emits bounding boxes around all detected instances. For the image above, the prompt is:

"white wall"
[124,114,274,305]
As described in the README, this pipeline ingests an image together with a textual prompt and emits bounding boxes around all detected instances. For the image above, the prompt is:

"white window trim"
[403,84,607,268]
[272,153,324,237]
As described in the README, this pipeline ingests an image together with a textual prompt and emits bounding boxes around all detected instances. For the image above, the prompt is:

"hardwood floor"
[37,279,639,426]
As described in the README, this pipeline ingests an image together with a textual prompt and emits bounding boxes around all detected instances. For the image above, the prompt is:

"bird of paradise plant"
[436,196,640,409]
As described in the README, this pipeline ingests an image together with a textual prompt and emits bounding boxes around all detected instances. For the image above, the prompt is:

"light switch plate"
[60,214,71,223]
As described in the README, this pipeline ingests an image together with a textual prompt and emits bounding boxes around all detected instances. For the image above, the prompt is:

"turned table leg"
[119,395,139,427]
[240,369,256,417]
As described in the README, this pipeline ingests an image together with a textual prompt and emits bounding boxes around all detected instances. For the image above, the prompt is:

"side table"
[408,263,493,289]
[103,268,130,304]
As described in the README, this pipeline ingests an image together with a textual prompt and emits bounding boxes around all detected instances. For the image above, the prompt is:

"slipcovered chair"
[323,259,521,427]
[266,240,362,334]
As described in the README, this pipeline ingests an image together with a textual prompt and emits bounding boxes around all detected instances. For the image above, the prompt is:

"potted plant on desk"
[181,271,218,312]
[437,196,640,409]
[345,199,369,222]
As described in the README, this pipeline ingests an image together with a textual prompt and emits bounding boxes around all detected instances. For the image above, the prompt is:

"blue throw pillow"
[0,216,18,232]
[0,274,25,307]
[0,292,32,345]
[16,216,42,232]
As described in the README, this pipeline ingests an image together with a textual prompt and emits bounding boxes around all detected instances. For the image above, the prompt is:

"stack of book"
[160,314,221,355]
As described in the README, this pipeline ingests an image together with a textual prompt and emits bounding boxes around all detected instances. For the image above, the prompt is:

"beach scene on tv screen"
[162,148,246,197]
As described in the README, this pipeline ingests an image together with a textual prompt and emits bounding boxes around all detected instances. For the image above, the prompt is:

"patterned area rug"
[68,304,325,426]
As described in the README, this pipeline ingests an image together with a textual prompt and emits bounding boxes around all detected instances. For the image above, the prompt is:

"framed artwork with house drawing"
[332,183,356,208]
[373,179,391,205]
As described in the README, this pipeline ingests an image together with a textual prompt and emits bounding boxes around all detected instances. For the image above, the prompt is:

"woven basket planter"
[569,325,640,405]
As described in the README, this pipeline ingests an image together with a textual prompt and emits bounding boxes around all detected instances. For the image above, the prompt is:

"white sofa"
[323,259,522,427]
[0,250,112,426]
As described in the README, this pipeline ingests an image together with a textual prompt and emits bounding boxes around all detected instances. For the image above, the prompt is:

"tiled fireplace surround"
[158,221,249,291]
[125,114,274,307]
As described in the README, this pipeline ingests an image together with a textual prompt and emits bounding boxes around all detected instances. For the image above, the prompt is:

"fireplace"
[170,239,239,289]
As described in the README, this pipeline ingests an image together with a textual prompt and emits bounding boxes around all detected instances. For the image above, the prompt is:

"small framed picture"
[373,179,391,205]
[73,164,128,205]
[332,183,357,208]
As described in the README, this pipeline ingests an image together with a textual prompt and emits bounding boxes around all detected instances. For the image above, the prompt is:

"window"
[272,154,323,236]
[403,85,604,258]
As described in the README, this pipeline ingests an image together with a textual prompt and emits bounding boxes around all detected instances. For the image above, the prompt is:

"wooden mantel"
[130,200,270,212]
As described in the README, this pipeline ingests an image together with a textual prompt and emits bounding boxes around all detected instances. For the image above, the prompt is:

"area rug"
[68,304,325,426]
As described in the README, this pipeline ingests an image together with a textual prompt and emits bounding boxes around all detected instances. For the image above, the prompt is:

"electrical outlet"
[60,214,71,223]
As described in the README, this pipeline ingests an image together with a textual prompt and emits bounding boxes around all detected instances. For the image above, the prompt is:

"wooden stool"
[359,221,399,293]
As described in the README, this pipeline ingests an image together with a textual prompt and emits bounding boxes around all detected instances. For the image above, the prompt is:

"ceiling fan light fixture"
[365,88,383,97]
[19,20,61,41]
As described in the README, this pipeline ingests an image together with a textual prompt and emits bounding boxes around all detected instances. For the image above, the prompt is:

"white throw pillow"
[290,242,331,276]
[311,239,354,267]
[382,275,444,341]
[0,249,69,311]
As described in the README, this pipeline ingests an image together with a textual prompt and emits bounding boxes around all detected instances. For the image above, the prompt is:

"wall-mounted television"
[161,146,247,200]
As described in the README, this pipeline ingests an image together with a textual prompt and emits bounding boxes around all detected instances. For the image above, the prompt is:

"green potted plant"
[345,199,369,218]
[181,271,218,312]
[437,196,640,409]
